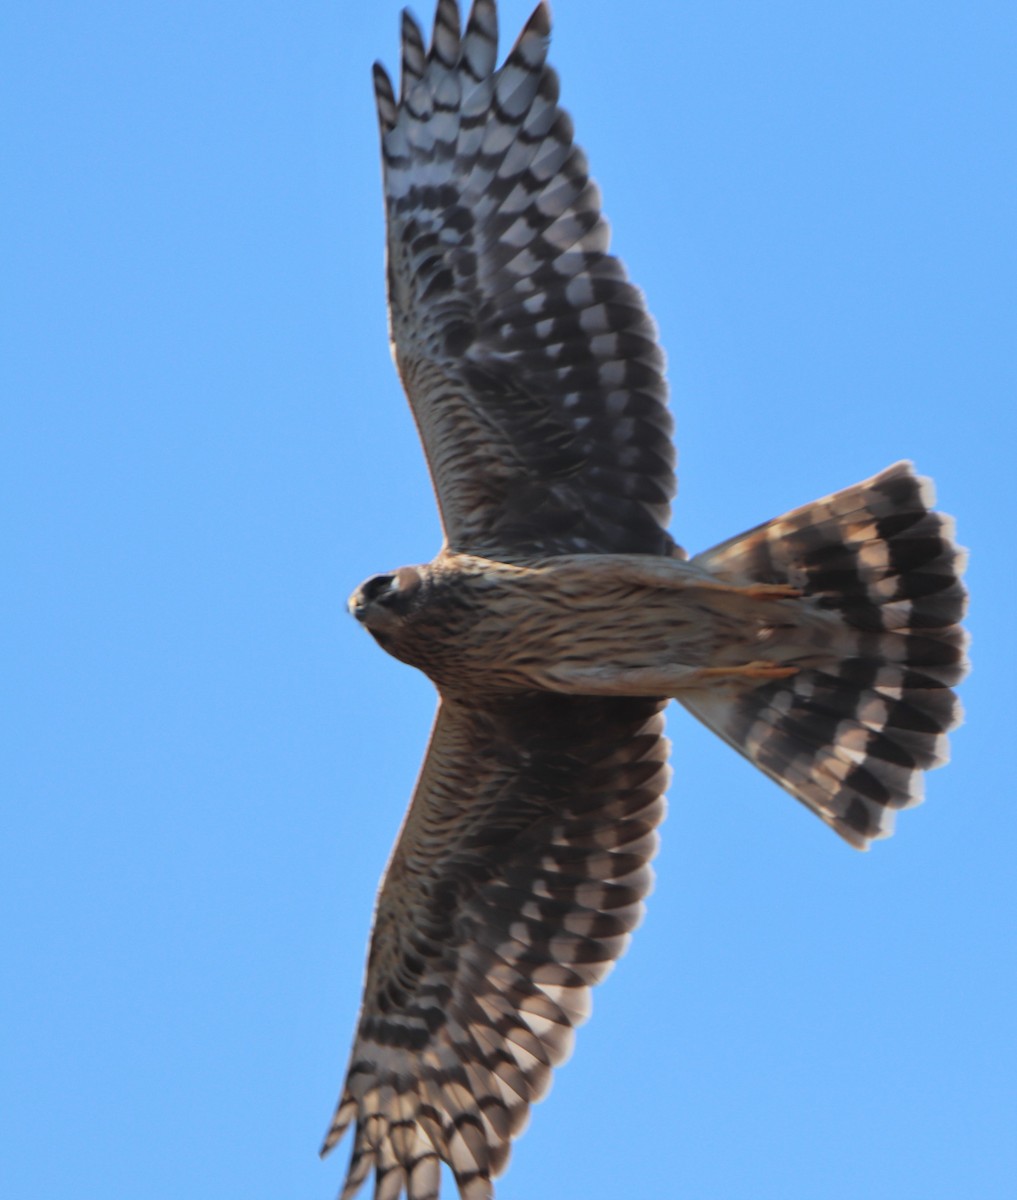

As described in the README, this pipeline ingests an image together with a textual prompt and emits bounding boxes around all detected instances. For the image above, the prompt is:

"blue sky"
[5,2,1016,1197]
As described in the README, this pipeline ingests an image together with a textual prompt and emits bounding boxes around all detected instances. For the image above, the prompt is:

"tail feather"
[682,462,968,848]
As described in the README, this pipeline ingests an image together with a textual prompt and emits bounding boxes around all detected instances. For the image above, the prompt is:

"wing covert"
[321,693,670,1200]
[376,0,678,560]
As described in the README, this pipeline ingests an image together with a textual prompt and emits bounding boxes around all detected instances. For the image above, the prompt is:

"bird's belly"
[397,553,774,699]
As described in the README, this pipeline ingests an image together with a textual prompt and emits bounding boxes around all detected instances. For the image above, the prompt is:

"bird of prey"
[321,3,969,1198]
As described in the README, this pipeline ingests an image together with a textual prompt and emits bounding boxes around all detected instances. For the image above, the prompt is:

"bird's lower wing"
[322,693,670,1200]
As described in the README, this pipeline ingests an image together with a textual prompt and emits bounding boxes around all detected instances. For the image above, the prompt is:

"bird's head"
[348,566,424,643]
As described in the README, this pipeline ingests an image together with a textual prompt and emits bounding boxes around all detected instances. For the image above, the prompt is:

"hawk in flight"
[322,3,968,1197]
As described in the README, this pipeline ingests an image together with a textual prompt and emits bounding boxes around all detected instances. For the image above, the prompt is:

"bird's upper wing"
[321,694,670,1200]
[376,0,678,561]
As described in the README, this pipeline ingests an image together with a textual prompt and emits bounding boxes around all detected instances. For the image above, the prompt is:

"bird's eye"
[361,573,397,603]
[360,568,422,607]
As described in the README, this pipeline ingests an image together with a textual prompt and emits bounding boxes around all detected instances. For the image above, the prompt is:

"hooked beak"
[347,590,367,622]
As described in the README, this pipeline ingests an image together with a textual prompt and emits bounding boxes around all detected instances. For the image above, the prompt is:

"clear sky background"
[5,2,1016,1198]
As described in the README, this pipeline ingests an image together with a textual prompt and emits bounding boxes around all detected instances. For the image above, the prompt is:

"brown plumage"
[323,3,969,1198]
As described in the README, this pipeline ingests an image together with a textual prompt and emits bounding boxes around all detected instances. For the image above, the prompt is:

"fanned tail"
[681,462,969,847]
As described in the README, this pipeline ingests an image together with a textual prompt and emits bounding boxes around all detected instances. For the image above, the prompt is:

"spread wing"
[321,694,670,1199]
[376,0,678,561]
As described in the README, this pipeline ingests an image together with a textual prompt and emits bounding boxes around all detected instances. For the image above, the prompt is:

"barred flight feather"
[375,0,678,561]
[684,462,968,846]
[322,695,670,1199]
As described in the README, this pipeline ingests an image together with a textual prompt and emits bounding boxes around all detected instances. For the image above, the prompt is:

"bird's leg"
[583,556,803,601]
[688,580,803,601]
[687,662,799,682]
[538,661,798,697]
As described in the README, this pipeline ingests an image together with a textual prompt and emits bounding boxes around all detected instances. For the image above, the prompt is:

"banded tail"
[681,462,968,848]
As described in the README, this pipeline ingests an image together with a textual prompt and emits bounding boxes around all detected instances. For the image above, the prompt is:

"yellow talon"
[694,580,802,601]
[741,584,802,600]
[695,661,799,682]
